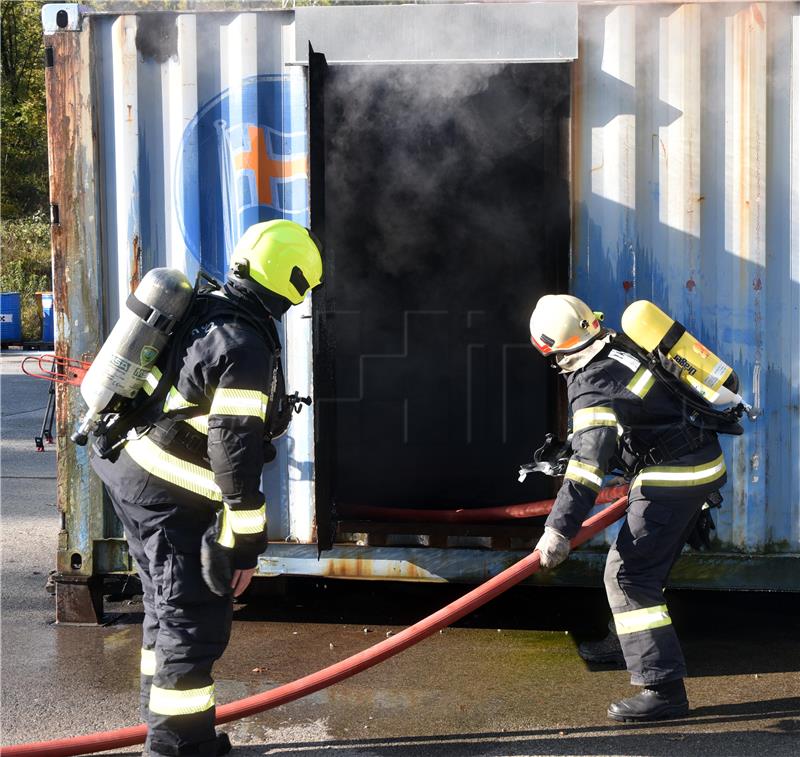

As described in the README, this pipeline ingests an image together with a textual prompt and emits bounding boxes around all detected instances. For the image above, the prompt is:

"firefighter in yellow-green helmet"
[91,220,322,757]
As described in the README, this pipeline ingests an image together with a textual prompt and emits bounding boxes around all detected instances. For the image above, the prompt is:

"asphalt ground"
[1,351,798,756]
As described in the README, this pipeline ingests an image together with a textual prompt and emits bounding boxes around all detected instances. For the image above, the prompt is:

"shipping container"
[36,291,55,345]
[41,1,799,622]
[0,293,23,345]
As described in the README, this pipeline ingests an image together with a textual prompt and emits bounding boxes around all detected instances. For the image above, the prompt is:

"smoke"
[135,13,178,64]
[323,62,570,311]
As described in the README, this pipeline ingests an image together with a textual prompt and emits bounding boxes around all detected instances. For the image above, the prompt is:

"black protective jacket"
[546,337,727,539]
[92,290,278,568]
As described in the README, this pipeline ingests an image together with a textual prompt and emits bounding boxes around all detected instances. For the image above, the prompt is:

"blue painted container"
[0,292,22,344]
[42,1,799,593]
[38,292,54,344]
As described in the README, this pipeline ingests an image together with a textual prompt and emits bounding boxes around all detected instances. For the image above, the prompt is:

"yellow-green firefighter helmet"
[229,220,323,305]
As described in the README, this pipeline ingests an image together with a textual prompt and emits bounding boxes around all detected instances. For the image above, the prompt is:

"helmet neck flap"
[223,276,292,322]
[554,331,612,373]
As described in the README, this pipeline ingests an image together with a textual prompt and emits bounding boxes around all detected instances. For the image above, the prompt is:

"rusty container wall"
[43,3,316,606]
[44,2,798,602]
[89,9,315,547]
[572,2,800,560]
[43,10,109,622]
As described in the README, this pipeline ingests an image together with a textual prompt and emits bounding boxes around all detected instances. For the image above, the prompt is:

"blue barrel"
[0,292,22,344]
[39,292,54,344]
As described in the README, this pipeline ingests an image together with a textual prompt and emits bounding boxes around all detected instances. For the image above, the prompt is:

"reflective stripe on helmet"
[626,367,656,399]
[613,604,672,635]
[216,503,267,549]
[573,406,619,432]
[125,436,222,501]
[564,459,604,492]
[209,388,269,420]
[140,647,156,676]
[631,454,726,489]
[149,684,215,717]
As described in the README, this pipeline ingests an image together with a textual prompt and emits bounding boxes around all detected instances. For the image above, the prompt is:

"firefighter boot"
[607,679,689,722]
[577,621,624,667]
[144,733,231,757]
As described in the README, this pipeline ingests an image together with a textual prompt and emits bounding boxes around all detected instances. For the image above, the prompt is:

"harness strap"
[657,321,686,356]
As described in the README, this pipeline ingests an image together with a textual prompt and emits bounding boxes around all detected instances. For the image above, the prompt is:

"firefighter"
[528,294,727,722]
[91,220,323,756]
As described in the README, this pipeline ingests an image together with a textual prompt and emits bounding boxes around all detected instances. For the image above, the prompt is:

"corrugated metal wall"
[573,2,799,552]
[89,10,315,543]
[46,2,798,579]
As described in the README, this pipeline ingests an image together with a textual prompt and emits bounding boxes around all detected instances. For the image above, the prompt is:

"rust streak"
[751,4,765,31]
[130,234,142,292]
[322,559,427,581]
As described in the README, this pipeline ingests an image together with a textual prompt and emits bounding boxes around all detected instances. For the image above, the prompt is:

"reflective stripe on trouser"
[150,684,215,716]
[108,494,232,755]
[141,647,157,676]
[603,492,706,686]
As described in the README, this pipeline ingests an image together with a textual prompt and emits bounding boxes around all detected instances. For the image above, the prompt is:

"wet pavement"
[2,352,799,755]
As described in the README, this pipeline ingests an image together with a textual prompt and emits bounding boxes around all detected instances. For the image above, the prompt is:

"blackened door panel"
[315,63,570,511]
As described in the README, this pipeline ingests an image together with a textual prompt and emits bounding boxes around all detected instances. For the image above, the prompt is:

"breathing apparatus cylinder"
[621,300,744,409]
[71,268,194,445]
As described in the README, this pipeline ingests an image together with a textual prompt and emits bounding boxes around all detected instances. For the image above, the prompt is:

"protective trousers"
[112,497,232,756]
[603,492,704,686]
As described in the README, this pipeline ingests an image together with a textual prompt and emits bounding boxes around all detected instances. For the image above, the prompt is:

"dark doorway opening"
[311,62,571,541]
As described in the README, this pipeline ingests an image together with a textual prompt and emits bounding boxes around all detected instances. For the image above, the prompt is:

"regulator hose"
[2,494,628,757]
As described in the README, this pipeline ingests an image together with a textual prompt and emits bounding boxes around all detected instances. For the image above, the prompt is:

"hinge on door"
[45,46,55,68]
[51,204,60,226]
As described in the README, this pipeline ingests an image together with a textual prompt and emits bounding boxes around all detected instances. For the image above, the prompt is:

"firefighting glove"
[686,506,716,551]
[535,527,571,569]
[263,440,277,463]
[201,510,234,597]
[687,491,722,551]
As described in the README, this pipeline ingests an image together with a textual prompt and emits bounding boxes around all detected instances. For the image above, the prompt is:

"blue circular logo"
[175,75,309,281]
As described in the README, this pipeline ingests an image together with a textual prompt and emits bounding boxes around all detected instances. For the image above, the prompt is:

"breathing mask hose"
[1,494,628,757]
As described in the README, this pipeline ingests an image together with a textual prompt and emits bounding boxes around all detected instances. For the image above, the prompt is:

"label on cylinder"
[101,352,147,398]
[705,360,730,389]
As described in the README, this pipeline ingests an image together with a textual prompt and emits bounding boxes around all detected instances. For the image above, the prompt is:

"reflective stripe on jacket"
[95,294,274,568]
[546,339,727,539]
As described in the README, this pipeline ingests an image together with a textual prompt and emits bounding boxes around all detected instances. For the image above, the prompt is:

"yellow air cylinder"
[621,300,741,408]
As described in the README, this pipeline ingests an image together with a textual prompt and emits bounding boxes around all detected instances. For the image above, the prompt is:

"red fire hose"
[2,494,628,757]
[338,484,629,523]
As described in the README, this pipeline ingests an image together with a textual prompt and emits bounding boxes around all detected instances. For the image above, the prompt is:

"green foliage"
[0,212,52,341]
[1,0,49,218]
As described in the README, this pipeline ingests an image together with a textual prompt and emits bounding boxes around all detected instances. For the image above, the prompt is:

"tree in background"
[2,0,48,217]
[1,0,52,341]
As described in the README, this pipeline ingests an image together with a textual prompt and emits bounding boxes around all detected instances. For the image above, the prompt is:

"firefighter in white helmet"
[528,293,728,722]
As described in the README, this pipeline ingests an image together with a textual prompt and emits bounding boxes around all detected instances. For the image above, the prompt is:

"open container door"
[307,44,335,550]
[299,2,578,557]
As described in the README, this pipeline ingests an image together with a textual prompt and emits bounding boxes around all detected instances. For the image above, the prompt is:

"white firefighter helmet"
[529,294,603,356]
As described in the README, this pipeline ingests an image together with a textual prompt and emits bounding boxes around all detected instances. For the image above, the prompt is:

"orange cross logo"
[233,125,307,208]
